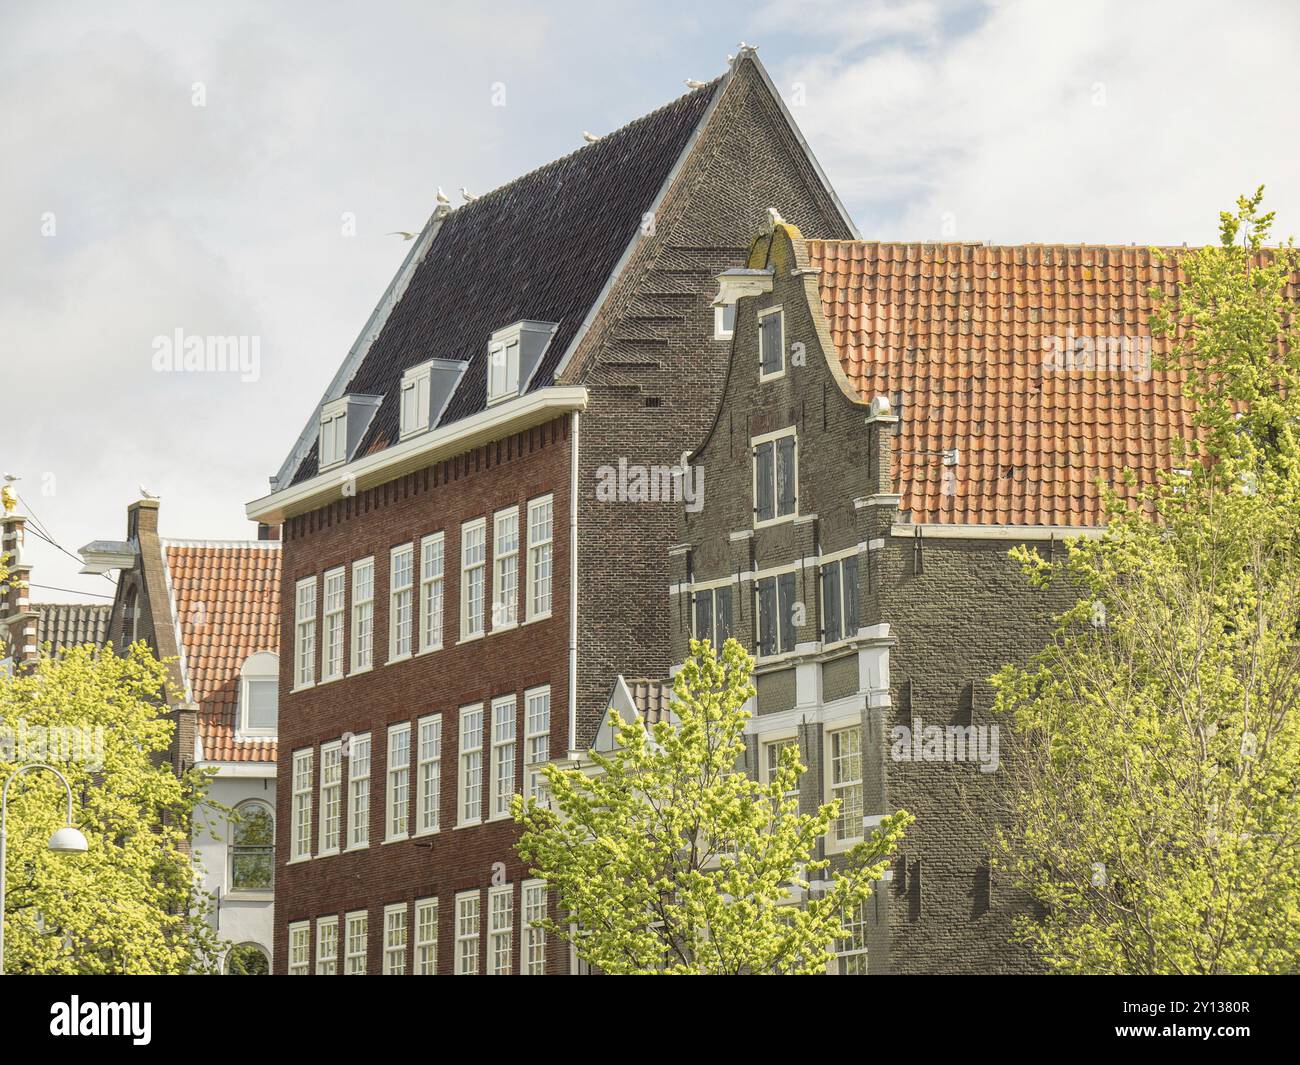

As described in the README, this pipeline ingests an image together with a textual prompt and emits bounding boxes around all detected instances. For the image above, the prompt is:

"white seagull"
[139,485,158,500]
[685,78,707,90]
[387,230,418,241]
[435,187,451,206]
[581,131,602,144]
[460,187,478,203]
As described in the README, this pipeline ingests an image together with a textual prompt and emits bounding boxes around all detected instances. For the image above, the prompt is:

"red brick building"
[247,51,856,974]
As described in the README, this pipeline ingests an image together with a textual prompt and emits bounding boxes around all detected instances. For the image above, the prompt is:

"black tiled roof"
[291,78,721,485]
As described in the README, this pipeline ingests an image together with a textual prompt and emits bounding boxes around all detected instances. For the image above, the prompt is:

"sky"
[3,0,1297,602]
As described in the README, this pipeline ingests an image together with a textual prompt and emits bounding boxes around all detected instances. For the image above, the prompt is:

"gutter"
[567,410,580,756]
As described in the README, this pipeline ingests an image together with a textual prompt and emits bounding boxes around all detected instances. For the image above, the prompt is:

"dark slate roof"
[33,603,112,654]
[290,78,720,485]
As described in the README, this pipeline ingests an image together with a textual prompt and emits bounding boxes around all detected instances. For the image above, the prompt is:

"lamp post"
[0,763,89,975]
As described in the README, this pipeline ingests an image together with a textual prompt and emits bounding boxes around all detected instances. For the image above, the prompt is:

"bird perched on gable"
[139,485,159,500]
[435,187,451,206]
[767,207,786,227]
[387,231,418,241]
[460,187,477,203]
[685,78,707,90]
[581,131,602,144]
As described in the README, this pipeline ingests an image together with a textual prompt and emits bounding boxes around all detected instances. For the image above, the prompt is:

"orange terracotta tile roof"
[164,541,280,763]
[805,240,1299,527]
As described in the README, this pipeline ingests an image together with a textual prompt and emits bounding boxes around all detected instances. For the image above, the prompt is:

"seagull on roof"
[685,78,707,89]
[738,41,757,51]
[387,231,418,241]
[435,187,451,206]
[139,485,158,500]
[460,187,477,203]
[582,131,602,144]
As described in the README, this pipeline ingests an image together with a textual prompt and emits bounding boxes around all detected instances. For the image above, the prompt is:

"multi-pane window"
[821,554,861,645]
[753,429,797,523]
[836,900,870,974]
[231,800,274,889]
[693,585,734,651]
[387,723,411,840]
[526,495,554,620]
[756,570,798,656]
[294,577,317,688]
[493,507,520,629]
[416,714,442,834]
[344,910,368,975]
[316,916,338,975]
[461,519,487,639]
[490,696,517,819]
[455,891,480,975]
[348,733,371,848]
[763,737,801,801]
[290,749,313,861]
[322,567,345,681]
[522,881,547,975]
[487,340,520,404]
[288,922,311,975]
[828,725,864,846]
[351,558,374,672]
[400,363,432,438]
[419,533,444,652]
[459,704,484,825]
[390,543,414,660]
[319,409,346,467]
[319,741,342,854]
[759,307,784,378]
[488,885,514,975]
[383,904,408,975]
[524,687,551,802]
[415,898,438,974]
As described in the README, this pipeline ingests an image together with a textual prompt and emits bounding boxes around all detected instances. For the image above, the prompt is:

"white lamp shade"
[47,826,88,853]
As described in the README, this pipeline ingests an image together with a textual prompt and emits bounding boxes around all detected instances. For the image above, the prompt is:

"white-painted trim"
[161,538,281,551]
[890,523,1102,540]
[567,411,580,756]
[855,494,902,510]
[751,425,799,529]
[198,761,277,778]
[757,305,786,382]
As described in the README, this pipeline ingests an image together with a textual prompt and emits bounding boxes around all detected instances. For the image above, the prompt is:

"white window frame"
[319,406,347,469]
[455,890,480,974]
[489,695,517,820]
[521,880,547,975]
[318,740,343,855]
[751,426,798,528]
[524,686,551,803]
[315,916,338,975]
[344,910,368,975]
[386,722,411,842]
[759,731,801,803]
[835,899,870,974]
[288,921,311,975]
[238,651,279,737]
[488,883,514,975]
[383,903,408,975]
[820,545,861,647]
[347,732,372,850]
[389,543,414,662]
[758,305,785,381]
[458,703,484,826]
[321,567,346,682]
[294,577,317,690]
[824,720,864,853]
[350,557,375,674]
[415,897,438,974]
[689,576,735,653]
[399,361,433,439]
[492,506,520,631]
[487,339,520,405]
[290,748,313,862]
[713,302,736,339]
[415,713,442,835]
[460,518,487,641]
[525,494,554,622]
[753,561,801,660]
[418,533,444,653]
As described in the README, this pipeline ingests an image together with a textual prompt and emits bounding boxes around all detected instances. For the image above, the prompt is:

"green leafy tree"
[513,637,911,974]
[991,190,1300,973]
[1,642,224,973]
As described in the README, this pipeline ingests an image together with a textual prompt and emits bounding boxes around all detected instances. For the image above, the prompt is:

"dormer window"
[320,408,347,468]
[239,651,279,737]
[486,321,559,406]
[487,339,520,405]
[318,394,383,471]
[401,363,433,438]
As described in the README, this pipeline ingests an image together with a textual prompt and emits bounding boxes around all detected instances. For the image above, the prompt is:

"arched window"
[230,799,274,891]
[226,942,270,975]
[239,651,279,737]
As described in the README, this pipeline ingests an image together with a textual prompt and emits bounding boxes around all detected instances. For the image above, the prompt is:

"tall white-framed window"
[760,733,801,802]
[238,651,279,736]
[461,518,487,639]
[835,900,870,974]
[294,577,317,689]
[714,302,737,339]
[524,686,551,802]
[521,880,547,975]
[487,339,520,404]
[820,550,861,645]
[386,722,411,841]
[752,426,798,526]
[488,884,513,975]
[758,305,785,379]
[458,704,484,825]
[347,733,372,849]
[344,910,368,975]
[755,565,799,657]
[321,567,346,681]
[826,723,863,850]
[288,921,311,975]
[490,695,517,819]
[290,748,313,861]
[455,891,480,974]
[383,903,408,975]
[319,407,347,468]
[319,740,342,855]
[492,506,519,629]
[416,713,442,835]
[400,362,433,438]
[419,533,444,652]
[526,495,553,621]
[415,898,438,974]
[351,557,375,673]
[389,543,414,661]
[691,580,734,653]
[316,916,338,975]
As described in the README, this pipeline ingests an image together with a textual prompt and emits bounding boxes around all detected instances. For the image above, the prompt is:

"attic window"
[714,304,736,339]
[487,340,520,405]
[400,362,434,438]
[320,408,347,468]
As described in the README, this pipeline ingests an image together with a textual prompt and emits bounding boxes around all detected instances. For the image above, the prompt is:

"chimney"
[128,498,160,538]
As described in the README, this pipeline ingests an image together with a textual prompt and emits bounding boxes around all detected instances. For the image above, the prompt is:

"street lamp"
[0,763,88,975]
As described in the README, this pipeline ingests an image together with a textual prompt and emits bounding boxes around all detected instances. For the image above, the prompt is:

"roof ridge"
[162,538,281,550]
